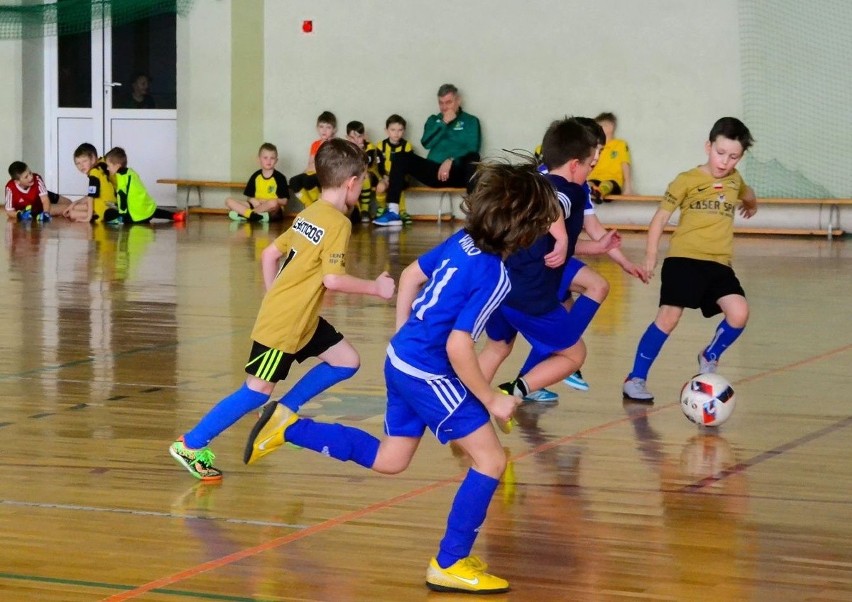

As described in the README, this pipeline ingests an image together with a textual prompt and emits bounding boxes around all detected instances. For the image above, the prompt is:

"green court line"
[0,572,258,601]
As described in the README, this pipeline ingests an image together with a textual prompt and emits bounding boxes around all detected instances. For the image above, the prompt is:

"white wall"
[176,0,232,183]
[262,0,742,196]
[0,39,22,171]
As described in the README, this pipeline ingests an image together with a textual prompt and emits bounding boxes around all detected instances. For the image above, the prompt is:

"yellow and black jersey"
[376,138,413,177]
[589,139,631,186]
[661,167,748,266]
[363,142,383,177]
[251,200,351,352]
[243,169,290,200]
[87,160,116,221]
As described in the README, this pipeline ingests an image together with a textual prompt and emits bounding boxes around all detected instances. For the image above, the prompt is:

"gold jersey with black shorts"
[658,167,749,317]
[246,200,351,381]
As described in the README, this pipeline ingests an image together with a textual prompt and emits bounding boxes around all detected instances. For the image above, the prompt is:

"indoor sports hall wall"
[175,0,743,197]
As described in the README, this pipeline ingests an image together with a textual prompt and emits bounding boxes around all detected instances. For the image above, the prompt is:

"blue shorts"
[383,356,490,445]
[485,303,577,356]
[558,257,586,302]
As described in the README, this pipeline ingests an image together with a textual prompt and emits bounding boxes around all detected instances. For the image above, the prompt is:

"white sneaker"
[697,351,718,373]
[622,377,654,402]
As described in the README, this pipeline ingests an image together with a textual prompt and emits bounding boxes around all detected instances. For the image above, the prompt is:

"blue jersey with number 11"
[389,229,510,377]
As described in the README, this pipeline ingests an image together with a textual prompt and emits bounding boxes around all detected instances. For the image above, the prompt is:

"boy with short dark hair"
[64,143,115,223]
[623,117,757,402]
[226,142,290,223]
[4,161,71,222]
[373,114,414,226]
[243,159,560,594]
[289,111,337,206]
[103,147,186,224]
[478,118,619,400]
[170,138,395,481]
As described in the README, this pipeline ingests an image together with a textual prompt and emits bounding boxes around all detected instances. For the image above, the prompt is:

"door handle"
[104,82,122,87]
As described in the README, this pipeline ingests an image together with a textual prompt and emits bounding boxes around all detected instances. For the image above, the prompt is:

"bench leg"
[437,191,454,223]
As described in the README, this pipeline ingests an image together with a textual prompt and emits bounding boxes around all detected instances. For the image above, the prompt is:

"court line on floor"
[86,340,846,600]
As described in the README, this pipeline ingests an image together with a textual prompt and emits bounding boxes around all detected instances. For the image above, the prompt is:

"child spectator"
[289,111,337,207]
[226,143,290,223]
[243,160,560,594]
[622,117,757,402]
[588,112,633,202]
[344,120,382,223]
[64,143,116,223]
[5,161,71,222]
[374,114,414,225]
[169,138,395,481]
[102,147,187,224]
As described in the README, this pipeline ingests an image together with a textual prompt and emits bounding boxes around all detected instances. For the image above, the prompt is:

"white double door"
[47,9,177,206]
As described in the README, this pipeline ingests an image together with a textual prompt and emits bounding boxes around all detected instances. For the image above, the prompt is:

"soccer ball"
[680,373,736,427]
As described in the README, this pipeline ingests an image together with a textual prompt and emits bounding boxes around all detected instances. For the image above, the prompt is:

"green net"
[0,0,194,39]
[739,0,852,198]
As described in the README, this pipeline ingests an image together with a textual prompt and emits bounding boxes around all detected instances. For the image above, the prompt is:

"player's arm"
[395,260,428,331]
[584,214,648,282]
[621,162,634,195]
[323,272,395,299]
[5,189,17,219]
[738,185,757,218]
[543,218,568,268]
[260,242,286,290]
[447,330,518,423]
[644,207,673,277]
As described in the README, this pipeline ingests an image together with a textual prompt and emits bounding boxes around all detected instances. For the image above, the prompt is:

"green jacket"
[114,167,157,222]
[420,108,481,164]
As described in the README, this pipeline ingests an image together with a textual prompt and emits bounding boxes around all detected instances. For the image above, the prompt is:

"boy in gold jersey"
[623,117,757,402]
[65,143,115,223]
[170,139,395,480]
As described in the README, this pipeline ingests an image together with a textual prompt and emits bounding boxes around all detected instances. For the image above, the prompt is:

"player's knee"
[725,305,749,328]
[587,278,610,302]
[475,453,507,479]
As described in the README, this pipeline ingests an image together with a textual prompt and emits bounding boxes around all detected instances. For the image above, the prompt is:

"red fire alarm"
[302,20,313,33]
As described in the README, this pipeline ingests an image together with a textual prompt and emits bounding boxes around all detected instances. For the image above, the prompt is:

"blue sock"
[703,319,744,361]
[436,469,500,569]
[184,383,270,449]
[629,323,669,380]
[285,418,379,468]
[563,295,601,347]
[280,364,358,412]
[519,346,549,376]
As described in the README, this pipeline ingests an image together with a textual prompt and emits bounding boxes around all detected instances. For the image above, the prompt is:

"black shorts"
[47,191,60,204]
[659,257,745,318]
[245,317,344,382]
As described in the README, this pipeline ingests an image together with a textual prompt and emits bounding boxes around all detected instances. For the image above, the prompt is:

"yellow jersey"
[662,167,748,266]
[251,200,351,352]
[589,139,631,186]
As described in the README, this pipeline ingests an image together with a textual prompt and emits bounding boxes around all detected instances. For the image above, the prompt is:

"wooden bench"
[405,186,465,222]
[601,194,852,239]
[156,179,245,209]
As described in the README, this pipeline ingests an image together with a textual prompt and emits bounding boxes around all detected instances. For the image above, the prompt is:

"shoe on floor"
[697,351,718,373]
[228,210,246,222]
[522,388,559,403]
[425,556,509,594]
[172,210,187,222]
[244,402,298,465]
[563,370,590,391]
[169,437,223,481]
[622,377,654,402]
[400,211,413,225]
[373,211,402,226]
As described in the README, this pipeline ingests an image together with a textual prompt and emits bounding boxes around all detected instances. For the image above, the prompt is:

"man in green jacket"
[374,83,481,226]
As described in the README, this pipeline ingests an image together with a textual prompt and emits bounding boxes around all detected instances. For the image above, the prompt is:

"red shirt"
[5,173,47,213]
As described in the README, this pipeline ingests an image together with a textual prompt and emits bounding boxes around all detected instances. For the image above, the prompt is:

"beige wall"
[0,39,22,171]
[230,0,265,179]
[261,0,743,196]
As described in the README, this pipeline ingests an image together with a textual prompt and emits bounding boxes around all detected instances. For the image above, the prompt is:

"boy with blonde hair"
[226,143,290,223]
[170,138,395,481]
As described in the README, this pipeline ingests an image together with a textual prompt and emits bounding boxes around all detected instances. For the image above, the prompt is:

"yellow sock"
[242,209,253,219]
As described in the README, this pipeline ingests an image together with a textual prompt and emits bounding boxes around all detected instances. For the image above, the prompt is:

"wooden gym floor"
[1,216,850,601]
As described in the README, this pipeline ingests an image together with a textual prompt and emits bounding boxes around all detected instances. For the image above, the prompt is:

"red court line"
[102,341,851,601]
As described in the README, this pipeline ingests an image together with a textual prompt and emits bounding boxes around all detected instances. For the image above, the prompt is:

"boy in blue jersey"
[479,118,619,400]
[243,161,559,594]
